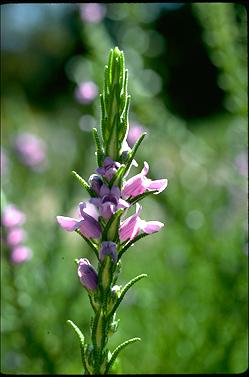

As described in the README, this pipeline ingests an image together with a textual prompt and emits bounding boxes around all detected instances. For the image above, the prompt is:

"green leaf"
[105,113,119,160]
[104,65,110,96]
[128,189,158,205]
[100,94,108,141]
[109,274,147,317]
[119,51,125,89]
[108,164,126,187]
[66,320,89,373]
[92,128,104,167]
[91,309,106,356]
[118,232,151,260]
[75,229,99,259]
[121,132,147,178]
[107,49,114,86]
[105,337,141,374]
[102,209,123,242]
[119,95,130,143]
[72,171,96,197]
[101,47,131,160]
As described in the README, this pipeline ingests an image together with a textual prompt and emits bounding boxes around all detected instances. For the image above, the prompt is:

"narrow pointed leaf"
[66,320,89,372]
[128,189,158,205]
[105,338,141,374]
[102,208,123,241]
[119,51,125,89]
[122,132,147,178]
[72,171,96,197]
[104,65,110,96]
[119,96,131,142]
[108,164,126,187]
[92,128,104,167]
[118,232,151,260]
[109,274,147,317]
[75,229,99,259]
[107,49,114,86]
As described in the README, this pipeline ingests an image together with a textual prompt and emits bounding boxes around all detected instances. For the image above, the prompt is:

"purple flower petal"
[99,202,115,221]
[118,198,130,209]
[100,184,110,197]
[56,216,80,231]
[79,201,99,220]
[122,175,147,198]
[104,157,114,167]
[77,204,101,238]
[96,167,105,175]
[119,204,142,241]
[122,161,168,198]
[78,220,101,239]
[96,158,120,182]
[111,186,121,197]
[141,220,164,234]
[146,179,168,193]
[141,161,149,176]
[89,197,102,207]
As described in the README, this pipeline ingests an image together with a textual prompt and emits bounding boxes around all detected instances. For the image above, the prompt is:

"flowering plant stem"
[57,47,168,374]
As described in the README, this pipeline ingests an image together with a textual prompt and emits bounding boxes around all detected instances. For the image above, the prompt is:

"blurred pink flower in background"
[14,132,47,170]
[7,228,26,247]
[127,123,146,147]
[2,205,26,228]
[80,3,106,23]
[10,245,32,264]
[75,81,98,105]
[2,204,32,264]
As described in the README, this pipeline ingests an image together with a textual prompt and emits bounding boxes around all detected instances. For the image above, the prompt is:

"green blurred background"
[1,3,248,374]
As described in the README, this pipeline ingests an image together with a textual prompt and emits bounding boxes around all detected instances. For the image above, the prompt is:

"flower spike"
[56,46,168,375]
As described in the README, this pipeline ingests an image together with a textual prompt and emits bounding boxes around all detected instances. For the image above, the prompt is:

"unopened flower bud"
[99,242,117,291]
[89,174,103,196]
[109,285,121,308]
[77,258,98,291]
[108,312,120,336]
[99,241,117,263]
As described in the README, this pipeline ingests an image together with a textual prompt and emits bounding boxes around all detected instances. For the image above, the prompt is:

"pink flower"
[57,202,101,239]
[7,228,26,247]
[96,157,121,181]
[119,203,164,242]
[10,246,32,264]
[80,3,106,23]
[90,184,129,221]
[14,133,47,169]
[122,162,168,199]
[127,124,145,147]
[2,205,26,228]
[75,81,98,104]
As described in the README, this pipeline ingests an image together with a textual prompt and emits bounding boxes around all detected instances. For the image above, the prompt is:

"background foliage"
[1,3,248,374]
